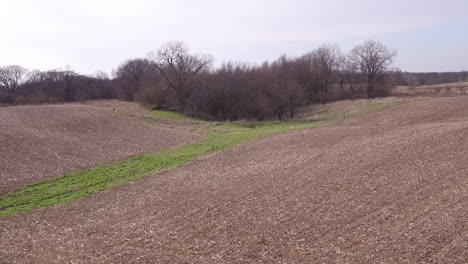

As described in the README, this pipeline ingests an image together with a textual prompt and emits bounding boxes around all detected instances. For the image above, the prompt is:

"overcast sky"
[1,0,467,74]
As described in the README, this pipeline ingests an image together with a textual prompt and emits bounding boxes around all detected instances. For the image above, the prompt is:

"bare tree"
[94,71,109,80]
[462,71,468,82]
[403,72,420,87]
[296,54,320,103]
[0,65,28,93]
[271,55,305,121]
[349,40,397,98]
[148,41,212,109]
[312,44,341,100]
[114,58,155,100]
[337,55,364,98]
[92,71,113,99]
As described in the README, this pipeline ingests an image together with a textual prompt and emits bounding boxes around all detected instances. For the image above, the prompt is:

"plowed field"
[1,96,468,263]
[0,104,200,194]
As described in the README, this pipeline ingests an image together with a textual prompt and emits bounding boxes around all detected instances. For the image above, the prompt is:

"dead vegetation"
[393,82,468,97]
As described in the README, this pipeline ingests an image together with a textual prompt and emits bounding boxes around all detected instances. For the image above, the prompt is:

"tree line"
[130,40,398,120]
[0,66,114,104]
[1,40,461,120]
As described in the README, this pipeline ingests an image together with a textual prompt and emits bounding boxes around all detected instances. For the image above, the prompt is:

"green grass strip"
[153,110,197,121]
[0,122,314,217]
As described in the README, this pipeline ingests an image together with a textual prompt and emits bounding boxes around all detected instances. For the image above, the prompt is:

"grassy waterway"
[0,99,402,217]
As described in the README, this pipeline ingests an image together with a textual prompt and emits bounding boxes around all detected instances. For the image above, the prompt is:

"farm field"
[2,1,468,263]
[2,98,395,217]
[0,103,201,194]
[393,81,468,96]
[1,96,467,263]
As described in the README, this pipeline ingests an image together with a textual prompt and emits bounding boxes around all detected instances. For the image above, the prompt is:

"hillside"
[1,96,467,263]
[0,103,200,194]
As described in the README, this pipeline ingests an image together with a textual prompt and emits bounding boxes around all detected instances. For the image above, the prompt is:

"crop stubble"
[1,96,468,263]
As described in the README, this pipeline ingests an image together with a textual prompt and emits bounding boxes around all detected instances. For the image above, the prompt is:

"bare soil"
[393,82,468,97]
[0,103,200,194]
[1,96,468,263]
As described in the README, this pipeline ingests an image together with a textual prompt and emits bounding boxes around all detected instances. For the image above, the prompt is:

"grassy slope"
[0,100,402,217]
[153,110,197,121]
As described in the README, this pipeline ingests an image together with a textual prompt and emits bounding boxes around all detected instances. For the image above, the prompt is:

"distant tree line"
[2,40,461,120]
[0,66,114,105]
[396,71,468,87]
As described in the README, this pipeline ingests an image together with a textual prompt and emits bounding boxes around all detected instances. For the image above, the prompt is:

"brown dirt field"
[295,97,403,121]
[0,103,201,194]
[1,96,468,263]
[393,82,468,97]
[85,100,209,132]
